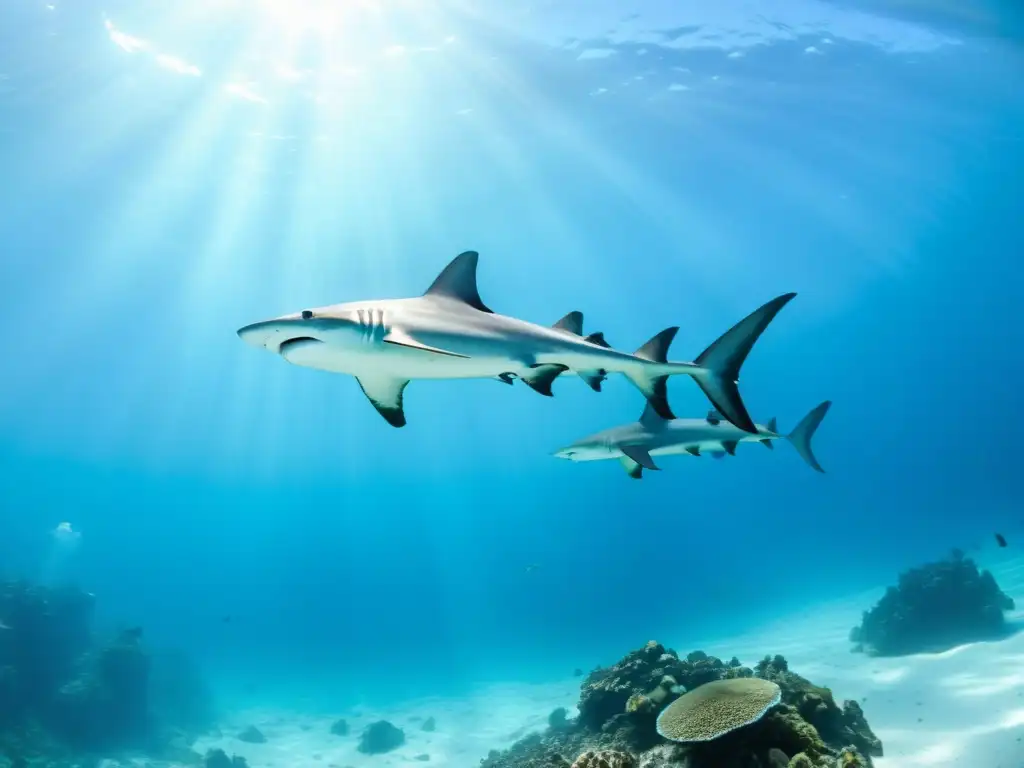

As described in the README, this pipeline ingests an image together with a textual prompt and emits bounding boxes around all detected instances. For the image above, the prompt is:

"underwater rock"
[849,549,1015,656]
[0,577,212,760]
[422,716,437,732]
[48,631,153,750]
[549,708,570,730]
[154,727,204,763]
[329,718,349,736]
[480,643,882,768]
[414,754,431,762]
[0,580,94,714]
[357,720,405,754]
[236,725,266,744]
[205,748,249,768]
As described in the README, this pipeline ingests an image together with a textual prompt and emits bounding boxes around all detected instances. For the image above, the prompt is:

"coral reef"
[358,720,405,754]
[577,642,747,738]
[569,750,636,768]
[655,679,781,742]
[0,578,213,762]
[849,549,1016,656]
[49,629,152,750]
[549,708,570,730]
[479,642,882,768]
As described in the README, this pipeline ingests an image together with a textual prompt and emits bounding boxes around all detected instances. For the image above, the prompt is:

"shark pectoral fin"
[578,369,607,393]
[383,329,470,358]
[356,376,410,428]
[619,456,644,479]
[522,364,568,396]
[760,438,774,450]
[685,446,701,457]
[553,311,584,335]
[721,440,738,456]
[621,445,659,471]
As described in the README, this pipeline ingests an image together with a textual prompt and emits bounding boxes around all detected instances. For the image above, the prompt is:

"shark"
[553,400,832,479]
[236,250,797,431]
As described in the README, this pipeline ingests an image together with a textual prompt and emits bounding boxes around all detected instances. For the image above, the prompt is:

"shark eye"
[301,310,314,320]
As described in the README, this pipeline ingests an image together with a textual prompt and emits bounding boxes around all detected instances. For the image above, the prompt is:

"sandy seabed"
[195,556,1024,768]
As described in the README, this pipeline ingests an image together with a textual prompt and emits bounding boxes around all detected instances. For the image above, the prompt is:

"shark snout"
[552,447,577,461]
[236,317,319,354]
[237,320,287,351]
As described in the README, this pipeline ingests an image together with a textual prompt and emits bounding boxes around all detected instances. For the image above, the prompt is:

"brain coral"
[655,678,782,742]
[571,750,636,768]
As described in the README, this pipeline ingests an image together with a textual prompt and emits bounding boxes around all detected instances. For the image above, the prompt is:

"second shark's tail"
[626,293,797,433]
[785,400,832,473]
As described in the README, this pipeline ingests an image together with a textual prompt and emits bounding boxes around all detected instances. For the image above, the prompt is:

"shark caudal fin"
[689,293,797,433]
[786,400,832,473]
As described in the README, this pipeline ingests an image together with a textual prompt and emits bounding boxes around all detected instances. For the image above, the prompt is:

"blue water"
[1,0,1022,718]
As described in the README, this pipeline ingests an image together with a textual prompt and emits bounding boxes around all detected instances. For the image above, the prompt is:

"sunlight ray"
[442,38,753,320]
[34,22,291,460]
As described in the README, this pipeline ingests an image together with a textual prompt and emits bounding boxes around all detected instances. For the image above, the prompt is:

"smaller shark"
[553,400,832,479]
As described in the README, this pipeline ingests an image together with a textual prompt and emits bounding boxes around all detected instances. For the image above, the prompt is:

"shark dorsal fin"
[766,416,778,433]
[634,327,678,363]
[424,251,493,313]
[553,311,583,335]
[706,410,723,425]
[639,402,669,428]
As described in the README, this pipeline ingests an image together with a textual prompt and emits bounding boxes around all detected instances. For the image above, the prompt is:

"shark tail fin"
[690,293,797,433]
[627,327,679,420]
[786,401,832,473]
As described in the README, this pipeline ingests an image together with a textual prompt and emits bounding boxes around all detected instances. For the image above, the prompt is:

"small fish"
[525,563,540,574]
[995,533,1008,548]
[0,620,10,631]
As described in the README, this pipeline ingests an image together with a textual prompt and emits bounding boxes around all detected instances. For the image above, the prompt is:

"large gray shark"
[553,401,832,479]
[236,251,796,431]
